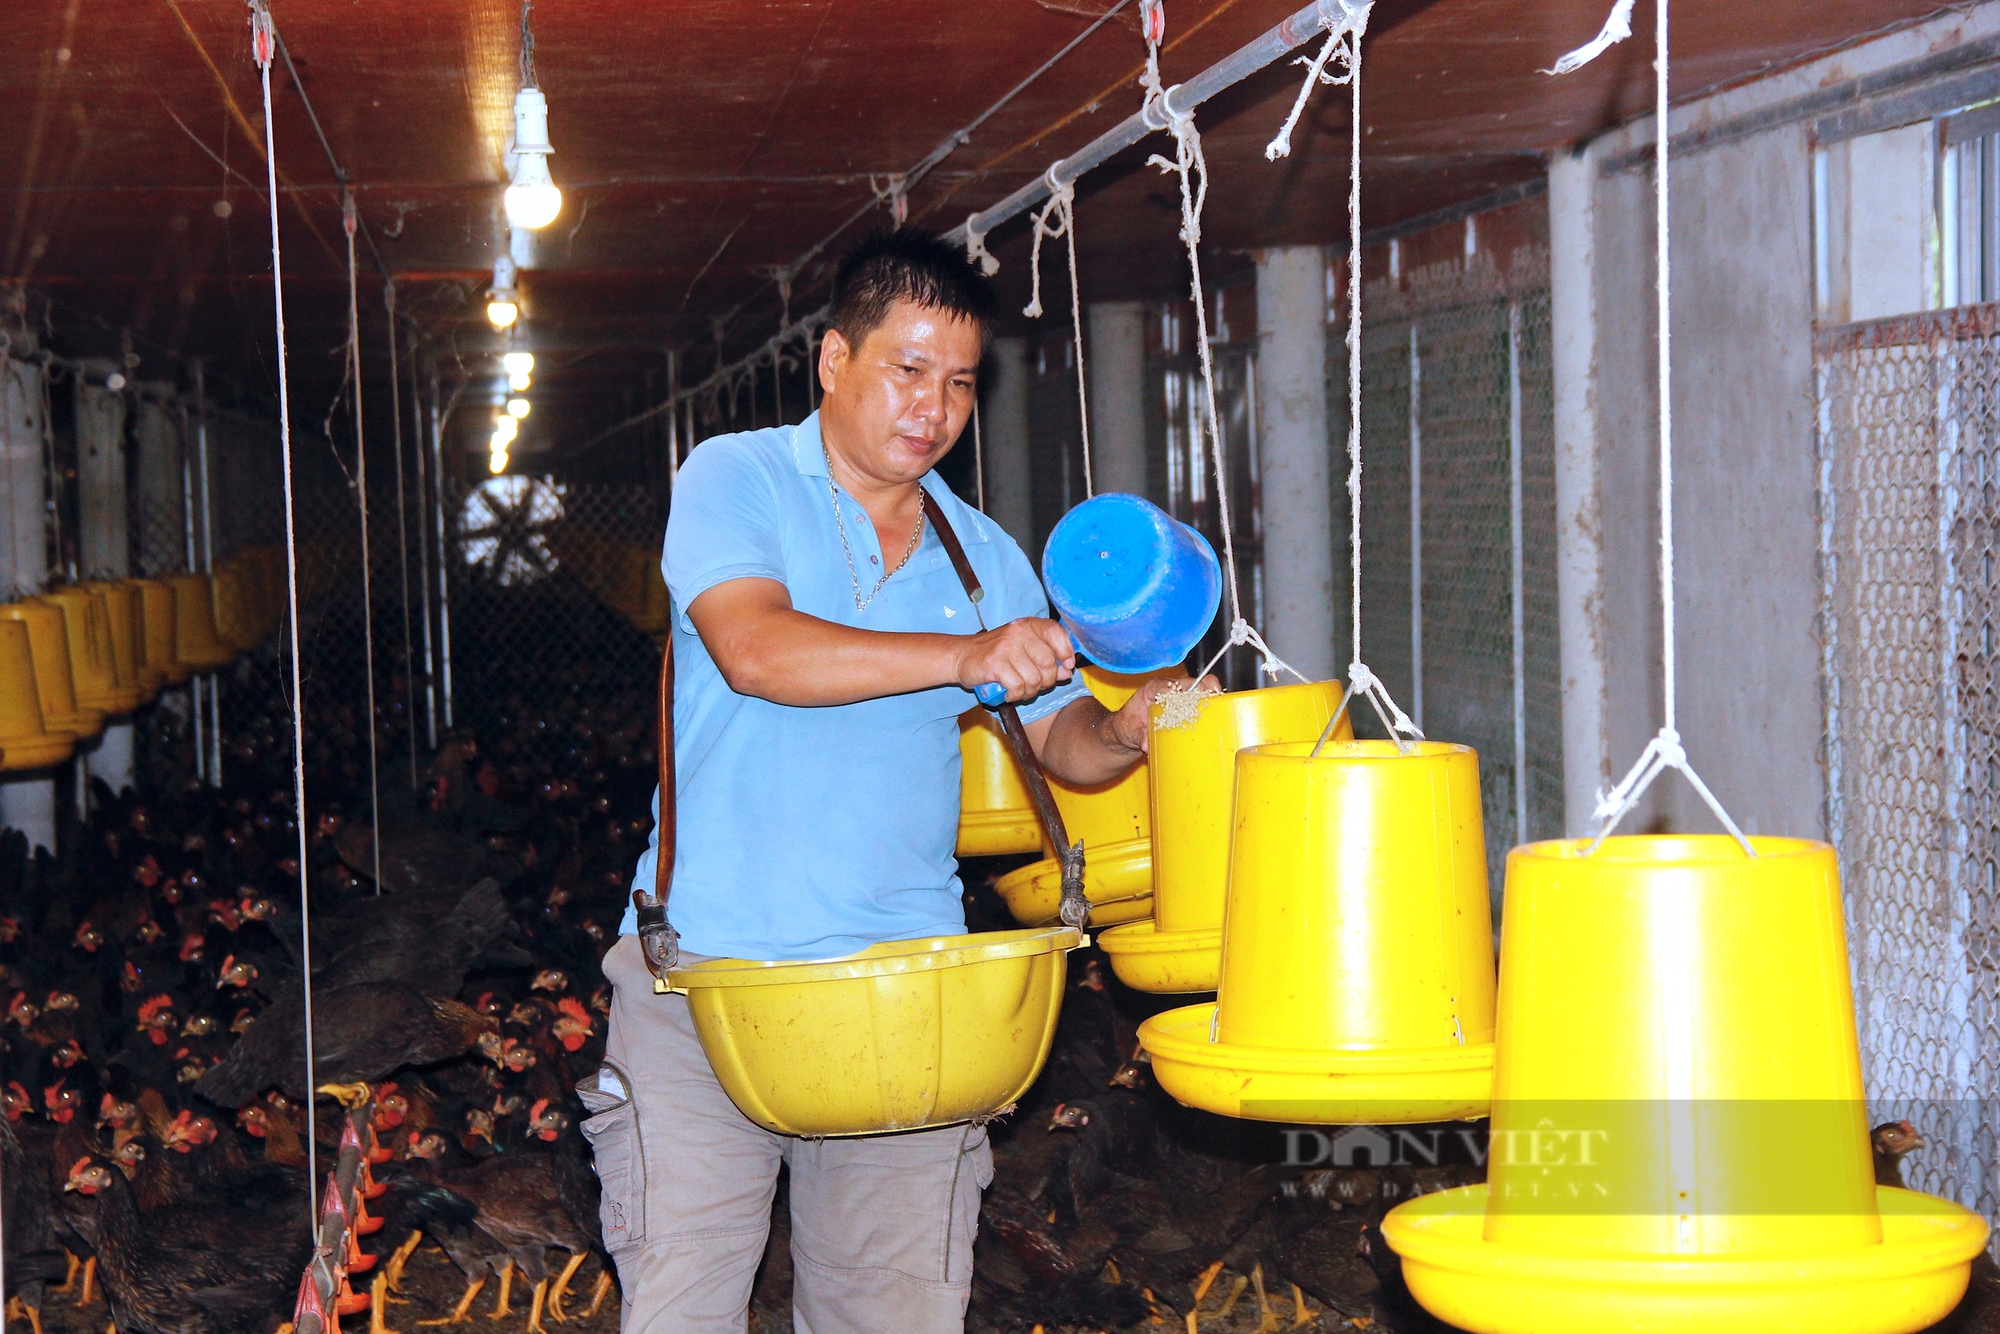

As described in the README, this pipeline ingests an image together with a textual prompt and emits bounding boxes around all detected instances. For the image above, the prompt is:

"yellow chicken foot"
[523,1280,551,1334]
[6,1296,44,1334]
[384,1232,425,1301]
[544,1253,587,1322]
[78,1257,99,1309]
[581,1272,613,1320]
[50,1252,80,1297]
[369,1277,399,1334]
[487,1264,513,1320]
[416,1277,485,1326]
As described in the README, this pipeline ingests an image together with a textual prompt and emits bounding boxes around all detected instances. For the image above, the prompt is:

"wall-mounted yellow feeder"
[40,588,143,717]
[0,601,104,742]
[666,926,1084,1136]
[0,621,77,772]
[1140,740,1494,1124]
[127,579,189,687]
[1382,835,1987,1334]
[165,574,237,672]
[91,582,164,704]
[1098,680,1348,992]
[993,665,1179,927]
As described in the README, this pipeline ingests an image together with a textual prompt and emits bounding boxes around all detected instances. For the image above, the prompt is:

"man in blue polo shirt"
[589,230,1183,1334]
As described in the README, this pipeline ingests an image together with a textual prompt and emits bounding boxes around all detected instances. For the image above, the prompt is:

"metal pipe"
[194,362,221,786]
[428,377,454,730]
[1407,323,1423,732]
[413,357,437,751]
[183,375,204,784]
[1508,301,1527,847]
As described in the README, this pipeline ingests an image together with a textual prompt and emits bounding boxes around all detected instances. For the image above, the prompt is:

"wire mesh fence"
[1818,302,2000,1236]
[1332,249,1564,898]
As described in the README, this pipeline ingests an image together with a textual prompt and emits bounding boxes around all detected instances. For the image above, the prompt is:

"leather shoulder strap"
[920,489,986,619]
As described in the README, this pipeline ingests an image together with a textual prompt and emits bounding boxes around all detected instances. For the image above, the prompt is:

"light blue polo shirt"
[619,412,1089,960]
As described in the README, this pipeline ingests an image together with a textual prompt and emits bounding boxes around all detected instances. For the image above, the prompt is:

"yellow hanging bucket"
[666,926,1085,1136]
[39,588,143,717]
[0,602,104,742]
[92,583,165,703]
[211,560,261,651]
[1381,835,1987,1334]
[0,621,77,772]
[993,665,1178,927]
[166,574,238,672]
[128,579,189,687]
[1140,739,1495,1124]
[955,709,1043,856]
[1098,679,1348,992]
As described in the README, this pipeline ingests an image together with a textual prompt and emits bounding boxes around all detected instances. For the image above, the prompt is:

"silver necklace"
[825,448,924,612]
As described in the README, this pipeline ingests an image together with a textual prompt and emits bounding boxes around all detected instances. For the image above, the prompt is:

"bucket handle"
[633,632,682,990]
[923,493,1090,931]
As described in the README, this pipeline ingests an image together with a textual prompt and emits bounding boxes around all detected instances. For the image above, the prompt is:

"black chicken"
[193,982,496,1107]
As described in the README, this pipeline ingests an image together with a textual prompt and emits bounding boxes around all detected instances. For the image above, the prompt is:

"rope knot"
[963,215,999,277]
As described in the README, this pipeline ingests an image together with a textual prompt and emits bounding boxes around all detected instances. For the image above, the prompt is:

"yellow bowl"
[1138,1001,1492,1124]
[994,836,1153,928]
[668,926,1084,1136]
[1384,1184,1985,1334]
[956,807,1044,857]
[1097,919,1222,993]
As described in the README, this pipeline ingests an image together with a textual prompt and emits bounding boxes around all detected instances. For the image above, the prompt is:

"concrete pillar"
[1254,246,1338,682]
[0,351,57,852]
[75,374,134,794]
[1085,302,1148,498]
[981,337,1034,554]
[1549,146,1611,836]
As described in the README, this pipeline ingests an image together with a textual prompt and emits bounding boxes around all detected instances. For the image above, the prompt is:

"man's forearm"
[1033,696,1145,787]
[701,604,963,706]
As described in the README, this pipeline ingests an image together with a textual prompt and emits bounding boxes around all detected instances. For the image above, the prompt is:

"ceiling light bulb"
[486,298,519,330]
[509,371,532,392]
[494,415,519,444]
[502,352,535,376]
[507,398,531,419]
[488,254,520,329]
[504,89,561,230]
[489,450,509,474]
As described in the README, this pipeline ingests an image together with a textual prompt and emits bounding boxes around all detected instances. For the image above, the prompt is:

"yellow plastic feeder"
[993,665,1180,927]
[0,602,104,742]
[1381,835,1988,1334]
[39,588,143,717]
[1141,739,1496,1124]
[955,708,1043,857]
[666,926,1085,1136]
[1098,680,1349,992]
[92,583,165,703]
[166,574,237,672]
[128,579,189,686]
[211,560,261,651]
[0,621,76,772]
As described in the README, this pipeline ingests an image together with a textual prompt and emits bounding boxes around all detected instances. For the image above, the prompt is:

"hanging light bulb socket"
[504,87,562,230]
[487,254,520,329]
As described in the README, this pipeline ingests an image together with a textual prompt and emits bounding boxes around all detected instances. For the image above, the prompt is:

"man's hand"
[1027,673,1221,786]
[953,618,1075,703]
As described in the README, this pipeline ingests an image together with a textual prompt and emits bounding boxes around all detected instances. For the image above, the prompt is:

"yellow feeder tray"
[0,601,105,742]
[666,926,1085,1137]
[955,708,1042,857]
[1381,835,1988,1334]
[995,835,1153,927]
[167,574,238,672]
[1141,739,1496,1123]
[211,560,262,651]
[0,621,77,771]
[40,588,143,716]
[93,583,165,702]
[1096,919,1222,993]
[128,579,189,686]
[1107,679,1349,993]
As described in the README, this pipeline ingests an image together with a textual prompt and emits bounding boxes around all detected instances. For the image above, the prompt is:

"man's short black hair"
[827,228,999,354]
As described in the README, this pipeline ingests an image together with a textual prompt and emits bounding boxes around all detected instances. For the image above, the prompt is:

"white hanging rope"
[1547,0,1751,855]
[342,191,384,896]
[1021,169,1094,497]
[1140,20,1304,686]
[250,0,320,1217]
[964,214,1000,277]
[1264,1,1362,161]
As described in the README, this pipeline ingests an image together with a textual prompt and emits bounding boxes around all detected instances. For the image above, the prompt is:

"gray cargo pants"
[581,935,993,1334]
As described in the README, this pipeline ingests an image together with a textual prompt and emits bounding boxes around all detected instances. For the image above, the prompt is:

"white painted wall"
[76,380,129,579]
[1840,125,1937,322]
[1085,302,1148,499]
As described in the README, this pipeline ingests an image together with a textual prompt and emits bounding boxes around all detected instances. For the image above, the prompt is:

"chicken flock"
[0,654,1990,1334]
